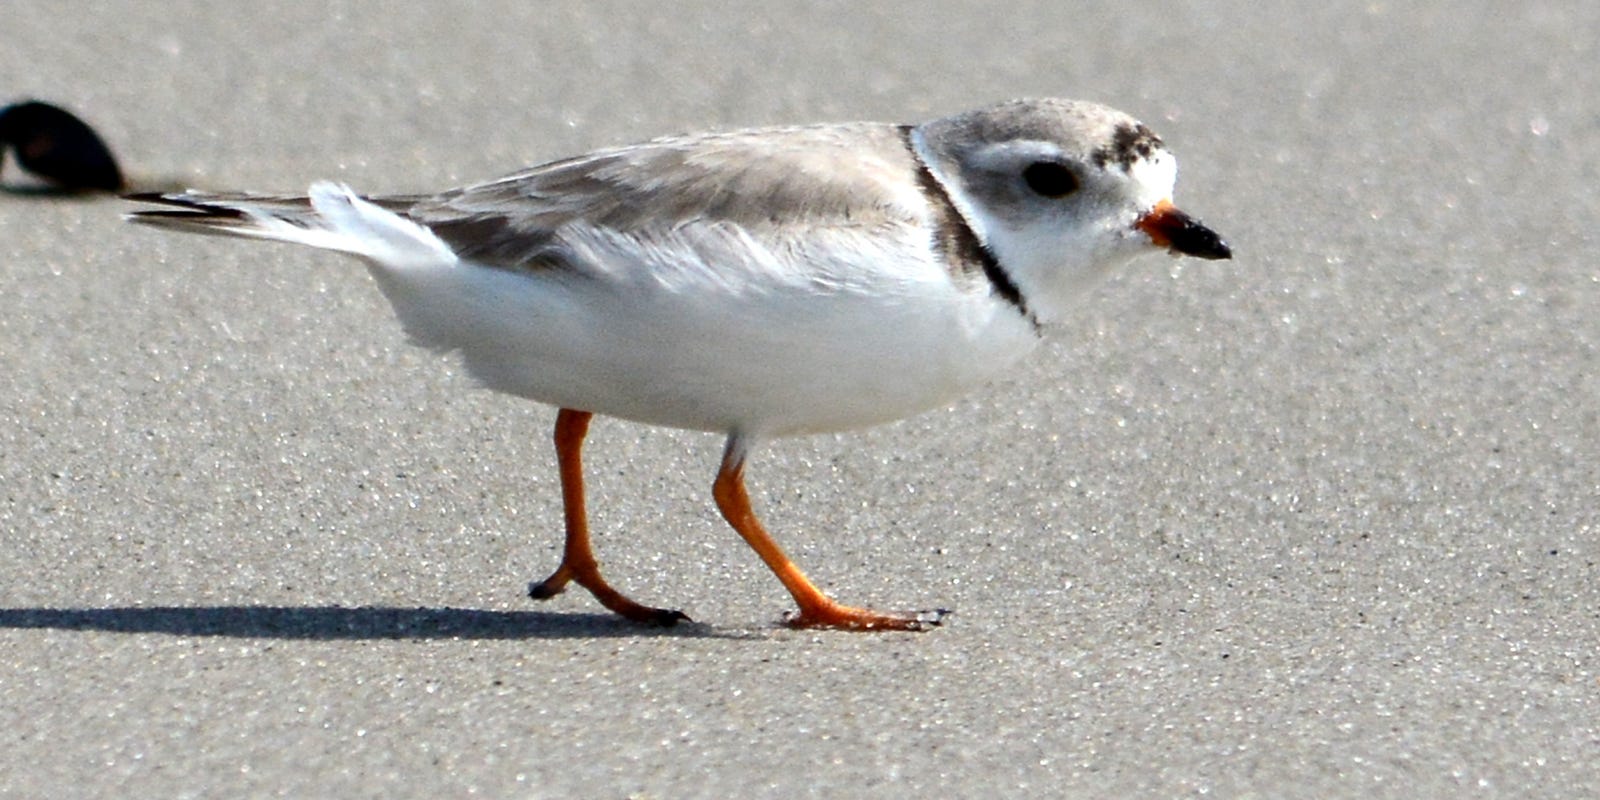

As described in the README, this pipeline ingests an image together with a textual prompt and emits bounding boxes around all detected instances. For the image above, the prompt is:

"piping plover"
[129,98,1230,631]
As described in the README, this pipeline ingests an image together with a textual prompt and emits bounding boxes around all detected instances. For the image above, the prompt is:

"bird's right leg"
[528,408,689,626]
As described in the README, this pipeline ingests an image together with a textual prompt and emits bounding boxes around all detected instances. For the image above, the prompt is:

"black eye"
[1022,161,1079,198]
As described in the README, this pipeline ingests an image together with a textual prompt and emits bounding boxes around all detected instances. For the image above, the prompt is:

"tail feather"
[126,191,311,236]
[126,183,456,267]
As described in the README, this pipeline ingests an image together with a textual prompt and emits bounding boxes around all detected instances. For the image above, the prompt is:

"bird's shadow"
[1,177,186,198]
[0,183,115,199]
[0,605,750,641]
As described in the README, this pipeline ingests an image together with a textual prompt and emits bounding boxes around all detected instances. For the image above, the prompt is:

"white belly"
[367,225,1041,437]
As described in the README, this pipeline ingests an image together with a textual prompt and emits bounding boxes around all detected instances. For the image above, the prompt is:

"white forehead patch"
[1126,150,1178,207]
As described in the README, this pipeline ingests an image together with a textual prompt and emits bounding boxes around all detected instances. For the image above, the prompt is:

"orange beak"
[1136,200,1231,260]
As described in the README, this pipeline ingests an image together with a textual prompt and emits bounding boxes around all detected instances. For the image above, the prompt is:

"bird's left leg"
[713,435,945,631]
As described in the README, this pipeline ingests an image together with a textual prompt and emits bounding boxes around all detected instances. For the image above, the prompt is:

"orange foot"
[785,600,951,631]
[528,568,690,627]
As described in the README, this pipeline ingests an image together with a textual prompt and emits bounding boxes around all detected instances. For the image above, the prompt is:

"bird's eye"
[1022,161,1079,198]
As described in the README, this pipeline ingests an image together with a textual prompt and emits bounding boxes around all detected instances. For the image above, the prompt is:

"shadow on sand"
[0,604,744,641]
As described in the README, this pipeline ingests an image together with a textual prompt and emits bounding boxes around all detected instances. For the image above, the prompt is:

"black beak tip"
[1170,220,1232,261]
[1138,203,1233,261]
[1194,235,1232,261]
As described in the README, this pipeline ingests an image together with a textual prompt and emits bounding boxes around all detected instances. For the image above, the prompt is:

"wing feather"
[404,122,930,273]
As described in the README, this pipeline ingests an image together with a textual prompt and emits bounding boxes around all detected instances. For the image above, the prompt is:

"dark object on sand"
[0,100,125,192]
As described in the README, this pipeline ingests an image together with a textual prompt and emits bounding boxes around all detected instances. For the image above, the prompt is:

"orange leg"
[713,438,946,631]
[528,409,688,626]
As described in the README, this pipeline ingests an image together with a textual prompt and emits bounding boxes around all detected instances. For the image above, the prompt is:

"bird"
[128,98,1230,631]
